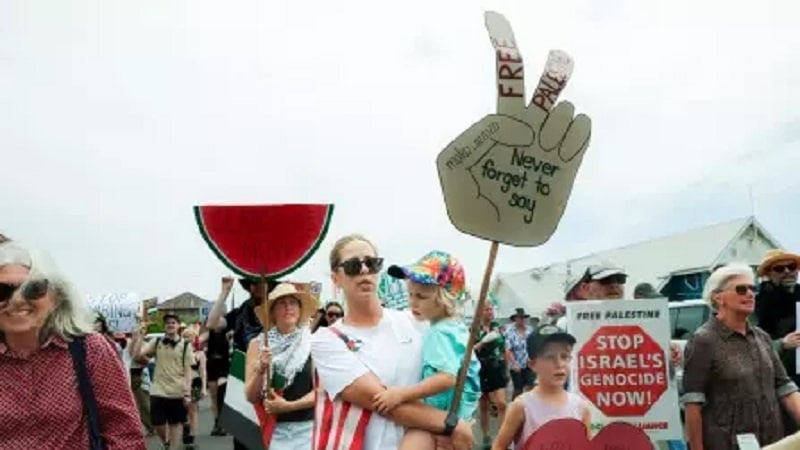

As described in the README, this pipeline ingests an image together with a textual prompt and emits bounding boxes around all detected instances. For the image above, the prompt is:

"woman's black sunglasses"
[336,257,384,276]
[0,279,50,304]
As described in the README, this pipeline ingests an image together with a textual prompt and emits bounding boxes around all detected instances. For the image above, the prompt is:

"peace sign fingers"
[485,11,526,116]
[527,50,574,128]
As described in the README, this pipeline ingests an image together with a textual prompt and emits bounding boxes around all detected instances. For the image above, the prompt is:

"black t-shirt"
[277,356,314,423]
[205,329,230,360]
[224,299,263,352]
[755,282,800,383]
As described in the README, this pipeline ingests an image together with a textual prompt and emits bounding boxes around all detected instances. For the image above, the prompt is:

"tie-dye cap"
[387,250,467,302]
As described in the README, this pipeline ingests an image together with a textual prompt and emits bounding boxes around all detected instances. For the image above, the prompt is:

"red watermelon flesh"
[194,204,334,279]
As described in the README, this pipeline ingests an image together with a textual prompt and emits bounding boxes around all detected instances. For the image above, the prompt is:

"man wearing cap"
[556,260,627,330]
[755,249,800,436]
[504,308,536,399]
[132,313,194,450]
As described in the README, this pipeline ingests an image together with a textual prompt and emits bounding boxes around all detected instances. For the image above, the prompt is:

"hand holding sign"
[436,11,591,247]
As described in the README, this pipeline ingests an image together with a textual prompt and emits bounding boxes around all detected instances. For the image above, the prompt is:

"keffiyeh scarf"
[259,326,311,391]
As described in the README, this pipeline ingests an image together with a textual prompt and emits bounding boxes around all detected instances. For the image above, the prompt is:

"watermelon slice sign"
[194,204,334,279]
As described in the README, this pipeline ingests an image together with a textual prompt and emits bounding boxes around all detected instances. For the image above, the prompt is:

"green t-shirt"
[421,319,481,420]
[475,320,506,363]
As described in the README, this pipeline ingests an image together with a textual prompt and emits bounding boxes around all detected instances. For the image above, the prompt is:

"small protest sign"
[567,299,682,441]
[436,12,592,247]
[520,418,652,450]
[578,325,667,417]
[86,292,141,333]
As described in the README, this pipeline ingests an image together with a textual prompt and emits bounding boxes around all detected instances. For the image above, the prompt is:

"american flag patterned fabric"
[312,327,373,450]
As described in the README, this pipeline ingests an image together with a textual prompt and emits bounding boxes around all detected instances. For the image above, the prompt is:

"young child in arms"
[373,250,481,450]
[492,324,590,450]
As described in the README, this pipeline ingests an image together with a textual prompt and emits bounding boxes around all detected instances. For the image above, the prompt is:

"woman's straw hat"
[256,282,320,328]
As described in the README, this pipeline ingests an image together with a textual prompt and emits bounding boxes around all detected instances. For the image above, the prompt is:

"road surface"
[146,400,499,450]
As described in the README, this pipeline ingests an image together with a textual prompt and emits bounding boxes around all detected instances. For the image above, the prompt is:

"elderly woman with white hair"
[682,263,800,450]
[0,242,145,450]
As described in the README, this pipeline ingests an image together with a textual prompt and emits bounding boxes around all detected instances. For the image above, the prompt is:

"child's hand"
[373,387,407,414]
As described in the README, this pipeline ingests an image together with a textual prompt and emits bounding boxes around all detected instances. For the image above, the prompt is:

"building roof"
[490,216,781,317]
[156,292,208,310]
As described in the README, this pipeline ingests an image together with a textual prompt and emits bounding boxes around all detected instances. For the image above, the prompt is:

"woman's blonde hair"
[329,234,377,270]
[0,242,93,342]
[702,263,755,310]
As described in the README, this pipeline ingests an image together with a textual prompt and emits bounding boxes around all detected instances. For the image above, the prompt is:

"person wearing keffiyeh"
[243,282,319,450]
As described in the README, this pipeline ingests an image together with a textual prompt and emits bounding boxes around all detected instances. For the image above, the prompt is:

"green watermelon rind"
[193,204,334,280]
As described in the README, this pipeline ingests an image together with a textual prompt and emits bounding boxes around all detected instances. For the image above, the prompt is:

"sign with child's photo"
[566,299,682,441]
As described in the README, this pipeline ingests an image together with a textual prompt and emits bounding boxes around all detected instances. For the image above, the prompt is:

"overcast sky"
[2,0,799,306]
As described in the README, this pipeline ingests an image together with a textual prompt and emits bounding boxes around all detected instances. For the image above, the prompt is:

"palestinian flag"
[220,350,265,450]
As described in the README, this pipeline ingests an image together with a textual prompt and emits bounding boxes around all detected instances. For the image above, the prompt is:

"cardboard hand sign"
[521,419,652,450]
[436,12,591,247]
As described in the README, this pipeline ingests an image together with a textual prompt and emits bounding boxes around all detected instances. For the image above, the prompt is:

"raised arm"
[206,277,234,331]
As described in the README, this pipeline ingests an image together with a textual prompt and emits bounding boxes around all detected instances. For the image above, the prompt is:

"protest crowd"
[3,228,800,450]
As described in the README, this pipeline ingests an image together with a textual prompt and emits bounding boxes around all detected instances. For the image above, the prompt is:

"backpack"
[153,338,190,376]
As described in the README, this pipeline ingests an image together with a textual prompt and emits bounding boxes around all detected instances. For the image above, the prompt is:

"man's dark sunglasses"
[0,279,50,304]
[772,263,798,273]
[326,311,343,318]
[336,257,384,276]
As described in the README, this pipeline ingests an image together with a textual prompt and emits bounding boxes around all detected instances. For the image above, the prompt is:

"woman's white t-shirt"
[311,308,424,450]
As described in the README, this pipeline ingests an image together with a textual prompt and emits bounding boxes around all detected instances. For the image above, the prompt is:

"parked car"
[669,299,711,399]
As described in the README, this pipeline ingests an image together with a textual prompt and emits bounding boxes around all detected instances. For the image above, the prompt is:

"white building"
[489,216,781,318]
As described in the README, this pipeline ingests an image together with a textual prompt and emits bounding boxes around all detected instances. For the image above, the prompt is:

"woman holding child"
[310,234,475,450]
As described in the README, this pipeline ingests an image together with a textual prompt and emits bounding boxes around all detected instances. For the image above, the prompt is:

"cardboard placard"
[567,299,682,441]
[86,292,142,333]
[520,418,652,450]
[436,11,592,247]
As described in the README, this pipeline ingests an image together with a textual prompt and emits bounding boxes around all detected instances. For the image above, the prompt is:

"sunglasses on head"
[336,257,384,276]
[772,263,798,274]
[0,279,50,304]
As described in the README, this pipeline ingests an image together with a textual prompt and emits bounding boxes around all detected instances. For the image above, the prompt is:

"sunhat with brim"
[757,249,800,277]
[387,250,467,303]
[256,282,320,328]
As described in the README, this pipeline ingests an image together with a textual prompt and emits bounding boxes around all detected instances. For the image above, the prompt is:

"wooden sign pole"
[448,241,499,417]
[257,270,273,399]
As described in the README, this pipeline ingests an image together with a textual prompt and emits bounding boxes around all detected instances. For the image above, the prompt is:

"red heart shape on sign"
[521,418,652,450]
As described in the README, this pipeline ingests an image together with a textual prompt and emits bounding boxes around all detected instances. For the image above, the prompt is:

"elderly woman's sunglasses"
[731,284,756,295]
[336,257,384,276]
[0,279,50,304]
